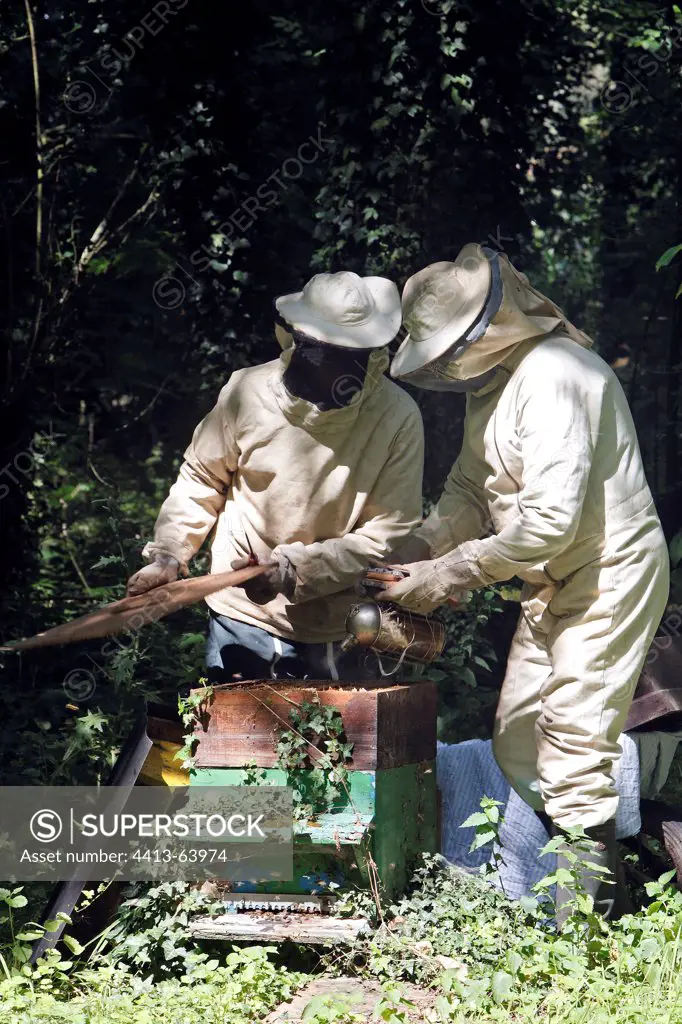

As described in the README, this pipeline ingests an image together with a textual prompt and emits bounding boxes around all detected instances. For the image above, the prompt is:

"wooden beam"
[189,912,369,944]
[31,713,153,963]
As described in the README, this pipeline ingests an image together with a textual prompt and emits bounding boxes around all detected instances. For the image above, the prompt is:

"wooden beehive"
[190,681,438,901]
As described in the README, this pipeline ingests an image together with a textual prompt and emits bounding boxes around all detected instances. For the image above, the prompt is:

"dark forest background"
[1,0,682,784]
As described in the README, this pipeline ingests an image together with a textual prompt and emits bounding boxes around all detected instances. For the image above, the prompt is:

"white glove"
[377,541,495,614]
[126,553,180,597]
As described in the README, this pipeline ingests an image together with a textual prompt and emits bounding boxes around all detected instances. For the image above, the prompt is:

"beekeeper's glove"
[378,540,495,614]
[231,551,296,605]
[126,553,180,597]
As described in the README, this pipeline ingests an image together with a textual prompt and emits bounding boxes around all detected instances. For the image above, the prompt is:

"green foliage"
[656,244,682,272]
[242,759,269,788]
[176,683,214,771]
[534,827,611,908]
[373,983,416,1024]
[0,943,304,1024]
[103,880,220,976]
[0,879,302,1022]
[460,797,505,855]
[274,699,354,821]
[431,587,507,742]
[359,854,682,1022]
[656,242,682,299]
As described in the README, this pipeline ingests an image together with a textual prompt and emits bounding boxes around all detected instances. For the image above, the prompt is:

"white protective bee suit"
[387,245,669,830]
[133,272,425,649]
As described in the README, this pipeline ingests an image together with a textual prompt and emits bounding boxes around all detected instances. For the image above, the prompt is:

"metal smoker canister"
[343,601,445,664]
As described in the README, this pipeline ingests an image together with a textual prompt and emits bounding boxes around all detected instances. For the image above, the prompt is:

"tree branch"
[23,0,43,278]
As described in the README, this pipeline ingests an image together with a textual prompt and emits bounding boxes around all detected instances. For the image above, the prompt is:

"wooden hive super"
[189,680,439,904]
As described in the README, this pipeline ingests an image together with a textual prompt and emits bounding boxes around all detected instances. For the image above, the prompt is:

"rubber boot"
[554,819,633,927]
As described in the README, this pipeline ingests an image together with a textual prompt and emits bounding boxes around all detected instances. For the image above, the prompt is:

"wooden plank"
[191,767,375,844]
[31,715,153,964]
[376,684,437,768]
[192,766,373,895]
[264,977,435,1023]
[373,760,438,900]
[626,634,682,730]
[223,893,336,911]
[640,799,682,888]
[191,763,437,901]
[662,821,682,883]
[192,682,437,770]
[189,912,369,944]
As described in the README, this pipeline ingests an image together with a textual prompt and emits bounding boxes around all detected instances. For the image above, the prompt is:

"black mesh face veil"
[399,248,504,392]
[273,298,373,408]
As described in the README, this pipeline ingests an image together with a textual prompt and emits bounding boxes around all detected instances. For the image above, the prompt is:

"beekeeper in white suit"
[383,243,669,920]
[127,271,424,682]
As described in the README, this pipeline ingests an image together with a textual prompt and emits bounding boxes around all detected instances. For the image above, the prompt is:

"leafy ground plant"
[359,853,682,1023]
[0,944,305,1024]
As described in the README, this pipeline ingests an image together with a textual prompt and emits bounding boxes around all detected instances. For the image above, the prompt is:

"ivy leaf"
[73,710,107,739]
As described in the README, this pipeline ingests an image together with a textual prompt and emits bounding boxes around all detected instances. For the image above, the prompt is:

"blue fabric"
[436,736,641,901]
[205,611,381,683]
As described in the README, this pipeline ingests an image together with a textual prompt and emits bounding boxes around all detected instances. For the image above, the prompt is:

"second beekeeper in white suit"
[383,243,669,920]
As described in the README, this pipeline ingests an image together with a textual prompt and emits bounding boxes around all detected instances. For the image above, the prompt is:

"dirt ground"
[264,975,436,1022]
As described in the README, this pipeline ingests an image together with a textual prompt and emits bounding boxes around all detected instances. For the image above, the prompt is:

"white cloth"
[436,736,642,902]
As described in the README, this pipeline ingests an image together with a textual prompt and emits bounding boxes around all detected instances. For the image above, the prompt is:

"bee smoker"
[341,567,446,669]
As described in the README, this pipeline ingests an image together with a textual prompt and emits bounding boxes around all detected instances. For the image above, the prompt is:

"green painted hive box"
[190,681,438,901]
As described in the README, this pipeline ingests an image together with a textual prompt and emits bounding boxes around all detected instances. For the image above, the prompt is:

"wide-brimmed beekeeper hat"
[392,243,593,382]
[275,271,401,350]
